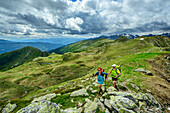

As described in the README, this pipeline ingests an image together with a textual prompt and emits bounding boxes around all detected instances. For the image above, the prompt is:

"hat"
[112,64,116,67]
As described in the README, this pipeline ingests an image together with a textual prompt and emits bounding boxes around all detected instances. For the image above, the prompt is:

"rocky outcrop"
[2,103,17,113]
[31,93,56,103]
[135,68,152,75]
[13,77,164,113]
[17,101,60,113]
[70,88,89,97]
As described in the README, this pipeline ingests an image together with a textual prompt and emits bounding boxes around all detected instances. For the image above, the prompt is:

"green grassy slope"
[0,36,169,112]
[0,46,49,71]
[49,38,114,54]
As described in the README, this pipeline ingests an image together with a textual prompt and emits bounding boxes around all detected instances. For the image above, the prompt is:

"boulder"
[84,101,98,113]
[131,84,140,91]
[104,99,112,111]
[17,101,60,113]
[2,103,17,113]
[134,68,145,72]
[145,70,152,75]
[110,96,138,111]
[32,93,56,103]
[134,68,152,75]
[107,86,117,94]
[70,88,89,97]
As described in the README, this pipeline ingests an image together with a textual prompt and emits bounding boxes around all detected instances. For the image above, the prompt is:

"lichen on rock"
[2,103,17,113]
[70,88,89,97]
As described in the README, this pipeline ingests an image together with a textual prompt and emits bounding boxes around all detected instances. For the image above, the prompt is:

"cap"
[112,64,116,67]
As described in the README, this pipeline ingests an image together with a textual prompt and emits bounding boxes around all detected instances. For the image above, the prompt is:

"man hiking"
[108,64,121,90]
[92,67,107,96]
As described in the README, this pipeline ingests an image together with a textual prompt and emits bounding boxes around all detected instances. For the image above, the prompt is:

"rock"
[135,68,152,75]
[77,102,83,107]
[146,89,152,94]
[85,98,92,103]
[102,92,108,97]
[145,70,152,75]
[135,93,148,101]
[62,107,83,113]
[70,88,89,97]
[81,80,86,83]
[2,103,17,113]
[100,97,104,103]
[98,100,105,111]
[104,99,112,111]
[118,107,135,113]
[131,84,140,91]
[32,93,56,103]
[110,96,138,110]
[17,101,60,113]
[92,90,98,94]
[84,101,98,113]
[105,108,110,113]
[71,99,74,103]
[135,68,145,72]
[139,101,147,108]
[145,93,161,108]
[107,86,117,94]
[117,82,127,90]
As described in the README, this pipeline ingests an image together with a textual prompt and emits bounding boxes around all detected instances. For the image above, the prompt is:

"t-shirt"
[110,68,120,78]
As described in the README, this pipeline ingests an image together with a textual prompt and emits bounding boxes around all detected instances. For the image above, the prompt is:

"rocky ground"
[1,77,165,113]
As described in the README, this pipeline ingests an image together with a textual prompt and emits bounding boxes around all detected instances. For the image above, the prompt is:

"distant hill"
[0,46,49,71]
[0,39,63,54]
[49,38,113,54]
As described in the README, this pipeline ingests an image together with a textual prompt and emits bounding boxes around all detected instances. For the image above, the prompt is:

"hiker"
[108,64,121,89]
[92,67,107,96]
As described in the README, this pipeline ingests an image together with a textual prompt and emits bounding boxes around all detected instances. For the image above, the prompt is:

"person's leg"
[99,84,102,95]
[113,81,116,88]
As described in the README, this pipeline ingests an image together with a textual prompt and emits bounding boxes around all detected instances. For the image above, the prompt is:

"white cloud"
[0,0,170,38]
[65,17,84,32]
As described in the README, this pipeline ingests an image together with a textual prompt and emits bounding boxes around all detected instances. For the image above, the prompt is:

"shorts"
[112,77,118,81]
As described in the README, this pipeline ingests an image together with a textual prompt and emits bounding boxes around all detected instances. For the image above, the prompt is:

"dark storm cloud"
[0,0,170,38]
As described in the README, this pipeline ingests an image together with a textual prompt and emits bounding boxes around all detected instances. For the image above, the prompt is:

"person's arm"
[93,72,98,76]
[108,69,112,75]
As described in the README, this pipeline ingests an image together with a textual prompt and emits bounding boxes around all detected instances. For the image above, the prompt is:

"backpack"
[116,65,121,74]
[111,65,121,76]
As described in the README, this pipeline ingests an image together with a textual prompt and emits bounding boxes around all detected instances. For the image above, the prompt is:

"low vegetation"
[0,35,169,112]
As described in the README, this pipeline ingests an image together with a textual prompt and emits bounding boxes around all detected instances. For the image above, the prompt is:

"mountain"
[161,33,170,38]
[0,46,48,71]
[0,39,63,54]
[49,38,113,54]
[0,35,169,112]
[97,34,139,40]
[17,38,87,45]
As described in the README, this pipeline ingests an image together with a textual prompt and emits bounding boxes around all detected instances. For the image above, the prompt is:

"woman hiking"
[92,67,108,96]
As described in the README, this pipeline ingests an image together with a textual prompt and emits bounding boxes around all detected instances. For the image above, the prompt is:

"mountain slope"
[49,38,114,54]
[0,36,169,112]
[0,46,48,71]
[0,39,63,54]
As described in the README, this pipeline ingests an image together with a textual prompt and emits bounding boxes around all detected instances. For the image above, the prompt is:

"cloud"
[0,0,170,39]
[65,17,84,32]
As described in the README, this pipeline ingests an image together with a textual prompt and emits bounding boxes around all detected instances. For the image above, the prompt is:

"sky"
[0,0,170,40]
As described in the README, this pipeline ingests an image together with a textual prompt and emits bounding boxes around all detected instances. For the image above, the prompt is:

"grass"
[51,94,87,109]
[0,36,169,111]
